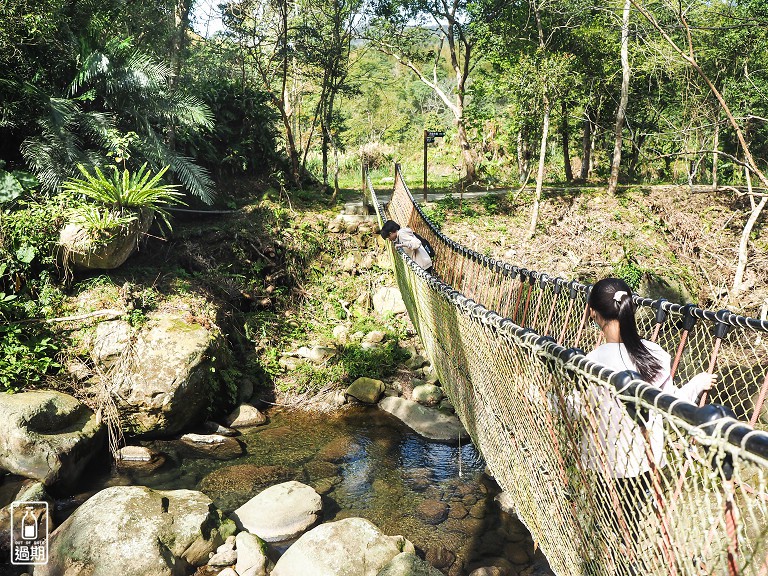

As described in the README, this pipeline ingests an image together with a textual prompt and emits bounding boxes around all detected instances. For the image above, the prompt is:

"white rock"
[230,481,322,542]
[271,517,414,576]
[235,531,269,576]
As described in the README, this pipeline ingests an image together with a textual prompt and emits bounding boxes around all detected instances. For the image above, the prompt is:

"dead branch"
[46,309,124,323]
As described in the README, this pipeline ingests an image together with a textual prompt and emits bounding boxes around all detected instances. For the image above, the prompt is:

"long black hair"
[588,277,662,382]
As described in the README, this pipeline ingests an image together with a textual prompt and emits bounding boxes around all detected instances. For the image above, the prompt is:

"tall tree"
[629,0,768,300]
[299,0,362,192]
[473,0,577,235]
[224,0,303,185]
[366,0,480,182]
[607,0,631,195]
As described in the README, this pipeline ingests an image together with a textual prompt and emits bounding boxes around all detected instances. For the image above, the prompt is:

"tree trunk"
[321,118,329,187]
[580,109,592,181]
[561,100,572,182]
[712,118,720,191]
[518,130,531,184]
[456,110,476,182]
[731,169,766,300]
[628,133,645,180]
[167,0,192,152]
[608,0,631,195]
[528,94,551,238]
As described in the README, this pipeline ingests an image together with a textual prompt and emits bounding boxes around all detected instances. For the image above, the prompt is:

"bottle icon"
[21,507,37,540]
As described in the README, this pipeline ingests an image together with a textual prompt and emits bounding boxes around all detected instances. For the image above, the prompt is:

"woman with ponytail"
[586,277,714,411]
[580,277,715,548]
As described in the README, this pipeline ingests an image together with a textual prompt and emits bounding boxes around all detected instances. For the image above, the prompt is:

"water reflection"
[3,404,541,575]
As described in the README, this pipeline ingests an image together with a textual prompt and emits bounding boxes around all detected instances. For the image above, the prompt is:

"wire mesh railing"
[370,165,768,576]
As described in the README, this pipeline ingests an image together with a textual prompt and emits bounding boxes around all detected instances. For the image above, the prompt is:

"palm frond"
[166,92,215,130]
[69,52,112,96]
[138,135,216,204]
[165,154,216,205]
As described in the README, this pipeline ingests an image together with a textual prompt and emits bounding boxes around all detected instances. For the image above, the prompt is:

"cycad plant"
[63,163,184,233]
[23,38,216,203]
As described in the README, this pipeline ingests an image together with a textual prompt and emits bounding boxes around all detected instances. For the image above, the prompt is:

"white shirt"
[396,227,433,270]
[571,340,709,478]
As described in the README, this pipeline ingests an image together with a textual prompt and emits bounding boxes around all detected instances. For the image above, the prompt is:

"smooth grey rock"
[297,345,336,364]
[117,445,153,462]
[332,325,350,344]
[271,517,415,576]
[201,420,239,436]
[208,548,237,566]
[406,355,428,370]
[373,286,406,315]
[411,384,443,406]
[379,396,468,443]
[346,377,385,404]
[364,330,386,344]
[36,486,225,576]
[180,433,244,460]
[224,404,267,428]
[235,531,269,576]
[91,311,228,436]
[230,481,322,542]
[377,552,444,576]
[115,445,166,474]
[0,390,104,486]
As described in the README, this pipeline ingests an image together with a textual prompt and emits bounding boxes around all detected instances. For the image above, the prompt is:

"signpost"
[423,130,445,201]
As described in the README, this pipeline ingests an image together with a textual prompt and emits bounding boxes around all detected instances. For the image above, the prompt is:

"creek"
[25,404,544,575]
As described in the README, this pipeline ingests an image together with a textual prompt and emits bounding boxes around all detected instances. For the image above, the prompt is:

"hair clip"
[613,290,628,302]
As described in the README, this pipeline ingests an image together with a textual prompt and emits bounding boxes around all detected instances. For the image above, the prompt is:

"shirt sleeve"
[675,373,712,404]
[397,229,423,251]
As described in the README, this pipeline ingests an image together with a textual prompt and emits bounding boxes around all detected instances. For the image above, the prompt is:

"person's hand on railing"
[686,372,718,403]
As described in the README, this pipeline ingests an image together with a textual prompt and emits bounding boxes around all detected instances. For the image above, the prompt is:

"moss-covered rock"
[37,486,225,576]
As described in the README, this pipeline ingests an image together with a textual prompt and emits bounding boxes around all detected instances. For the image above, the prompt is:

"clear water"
[4,405,543,575]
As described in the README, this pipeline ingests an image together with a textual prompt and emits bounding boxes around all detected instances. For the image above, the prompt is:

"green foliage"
[422,203,447,229]
[0,263,60,393]
[614,261,644,291]
[69,205,138,240]
[1,195,67,282]
[62,164,184,231]
[0,170,38,204]
[0,323,60,393]
[284,340,408,395]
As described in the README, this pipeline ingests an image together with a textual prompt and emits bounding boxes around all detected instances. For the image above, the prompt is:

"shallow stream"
[4,405,545,575]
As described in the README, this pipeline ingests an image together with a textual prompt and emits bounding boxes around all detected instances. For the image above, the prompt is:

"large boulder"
[378,397,468,443]
[35,486,226,576]
[271,517,415,576]
[373,286,406,315]
[230,481,322,542]
[346,377,385,404]
[90,312,228,436]
[0,390,104,486]
[377,553,444,576]
[58,208,154,271]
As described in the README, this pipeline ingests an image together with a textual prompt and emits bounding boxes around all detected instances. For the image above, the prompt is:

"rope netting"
[370,166,768,576]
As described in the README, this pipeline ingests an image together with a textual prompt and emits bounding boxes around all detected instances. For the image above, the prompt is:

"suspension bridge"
[369,165,768,576]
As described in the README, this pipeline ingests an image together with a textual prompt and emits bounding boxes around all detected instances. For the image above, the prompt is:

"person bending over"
[379,220,434,274]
